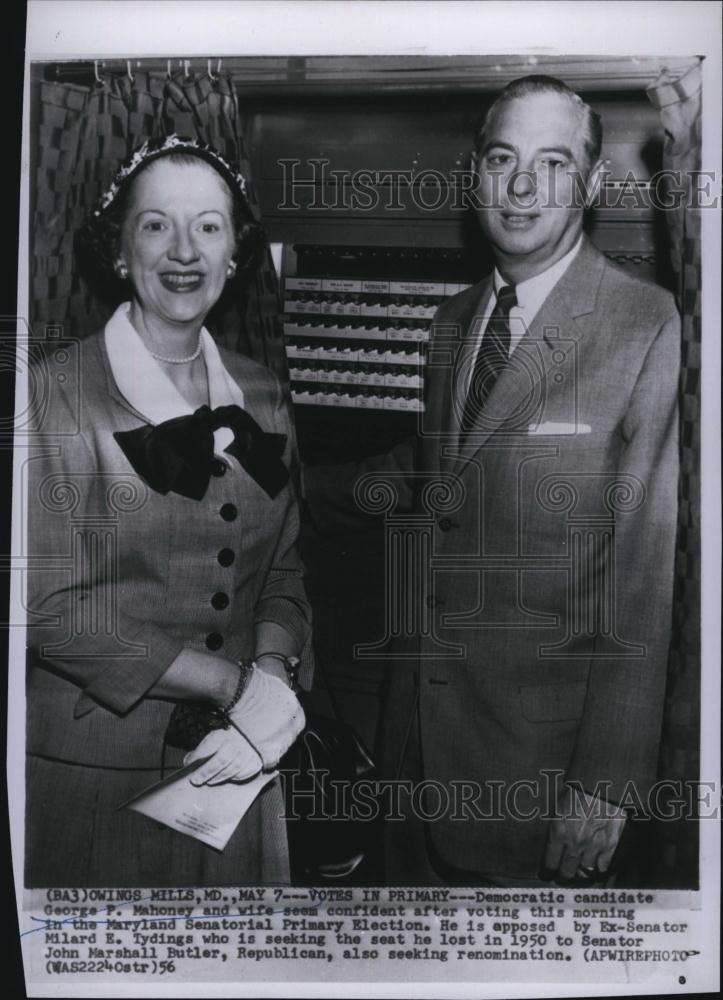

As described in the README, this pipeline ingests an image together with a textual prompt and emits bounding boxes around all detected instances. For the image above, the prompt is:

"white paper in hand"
[122,757,278,850]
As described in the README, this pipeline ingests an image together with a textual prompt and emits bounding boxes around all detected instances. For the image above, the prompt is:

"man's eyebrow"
[480,140,517,156]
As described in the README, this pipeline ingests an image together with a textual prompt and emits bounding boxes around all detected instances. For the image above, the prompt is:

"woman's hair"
[78,136,265,296]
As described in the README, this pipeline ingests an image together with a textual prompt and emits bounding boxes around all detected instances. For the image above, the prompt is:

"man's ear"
[583,158,607,208]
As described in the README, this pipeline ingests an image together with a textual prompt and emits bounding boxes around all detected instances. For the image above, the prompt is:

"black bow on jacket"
[114,404,289,501]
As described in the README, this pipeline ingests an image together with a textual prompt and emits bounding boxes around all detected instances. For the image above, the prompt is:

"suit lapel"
[450,237,607,472]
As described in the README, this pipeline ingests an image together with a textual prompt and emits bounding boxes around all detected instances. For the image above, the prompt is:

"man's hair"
[475,75,603,171]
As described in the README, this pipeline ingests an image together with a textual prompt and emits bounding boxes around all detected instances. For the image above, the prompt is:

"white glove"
[229,667,305,769]
[184,727,263,786]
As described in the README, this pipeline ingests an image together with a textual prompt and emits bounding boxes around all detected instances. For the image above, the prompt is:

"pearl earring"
[226,261,237,278]
[116,263,128,280]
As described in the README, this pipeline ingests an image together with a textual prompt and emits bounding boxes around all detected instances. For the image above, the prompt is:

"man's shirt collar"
[493,234,584,321]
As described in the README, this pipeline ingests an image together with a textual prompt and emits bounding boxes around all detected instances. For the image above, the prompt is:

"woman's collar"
[104,302,245,452]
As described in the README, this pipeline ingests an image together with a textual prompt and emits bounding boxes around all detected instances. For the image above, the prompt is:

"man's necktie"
[460,284,517,439]
[114,404,289,501]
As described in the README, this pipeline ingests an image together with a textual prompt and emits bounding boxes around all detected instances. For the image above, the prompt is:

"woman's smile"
[159,270,206,292]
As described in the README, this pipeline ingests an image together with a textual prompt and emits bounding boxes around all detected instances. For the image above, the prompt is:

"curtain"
[32,67,287,379]
[645,61,702,887]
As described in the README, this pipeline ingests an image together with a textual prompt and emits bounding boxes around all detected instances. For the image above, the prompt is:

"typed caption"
[21,885,706,992]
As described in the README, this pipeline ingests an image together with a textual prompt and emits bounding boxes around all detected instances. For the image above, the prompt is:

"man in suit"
[306,75,680,885]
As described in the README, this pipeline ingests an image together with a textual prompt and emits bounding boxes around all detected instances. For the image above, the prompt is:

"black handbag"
[279,662,383,882]
[164,701,222,754]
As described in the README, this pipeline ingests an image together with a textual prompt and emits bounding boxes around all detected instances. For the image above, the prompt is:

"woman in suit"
[25,135,310,886]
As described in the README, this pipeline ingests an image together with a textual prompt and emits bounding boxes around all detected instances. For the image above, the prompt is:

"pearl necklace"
[149,338,203,365]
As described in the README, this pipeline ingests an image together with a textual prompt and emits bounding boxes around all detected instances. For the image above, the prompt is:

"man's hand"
[544,784,626,881]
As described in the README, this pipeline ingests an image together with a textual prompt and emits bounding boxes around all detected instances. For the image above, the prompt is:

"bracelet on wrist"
[255,652,301,690]
[208,659,254,729]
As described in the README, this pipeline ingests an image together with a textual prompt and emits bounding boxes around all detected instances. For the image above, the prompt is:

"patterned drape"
[645,61,702,887]
[32,67,287,378]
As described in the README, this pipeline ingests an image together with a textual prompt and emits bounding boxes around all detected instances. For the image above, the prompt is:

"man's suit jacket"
[25,330,311,770]
[308,236,681,879]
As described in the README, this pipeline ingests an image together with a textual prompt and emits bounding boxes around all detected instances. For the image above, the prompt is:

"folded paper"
[122,757,278,850]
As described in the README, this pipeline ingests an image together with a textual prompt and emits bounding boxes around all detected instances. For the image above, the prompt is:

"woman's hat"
[93,134,248,218]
